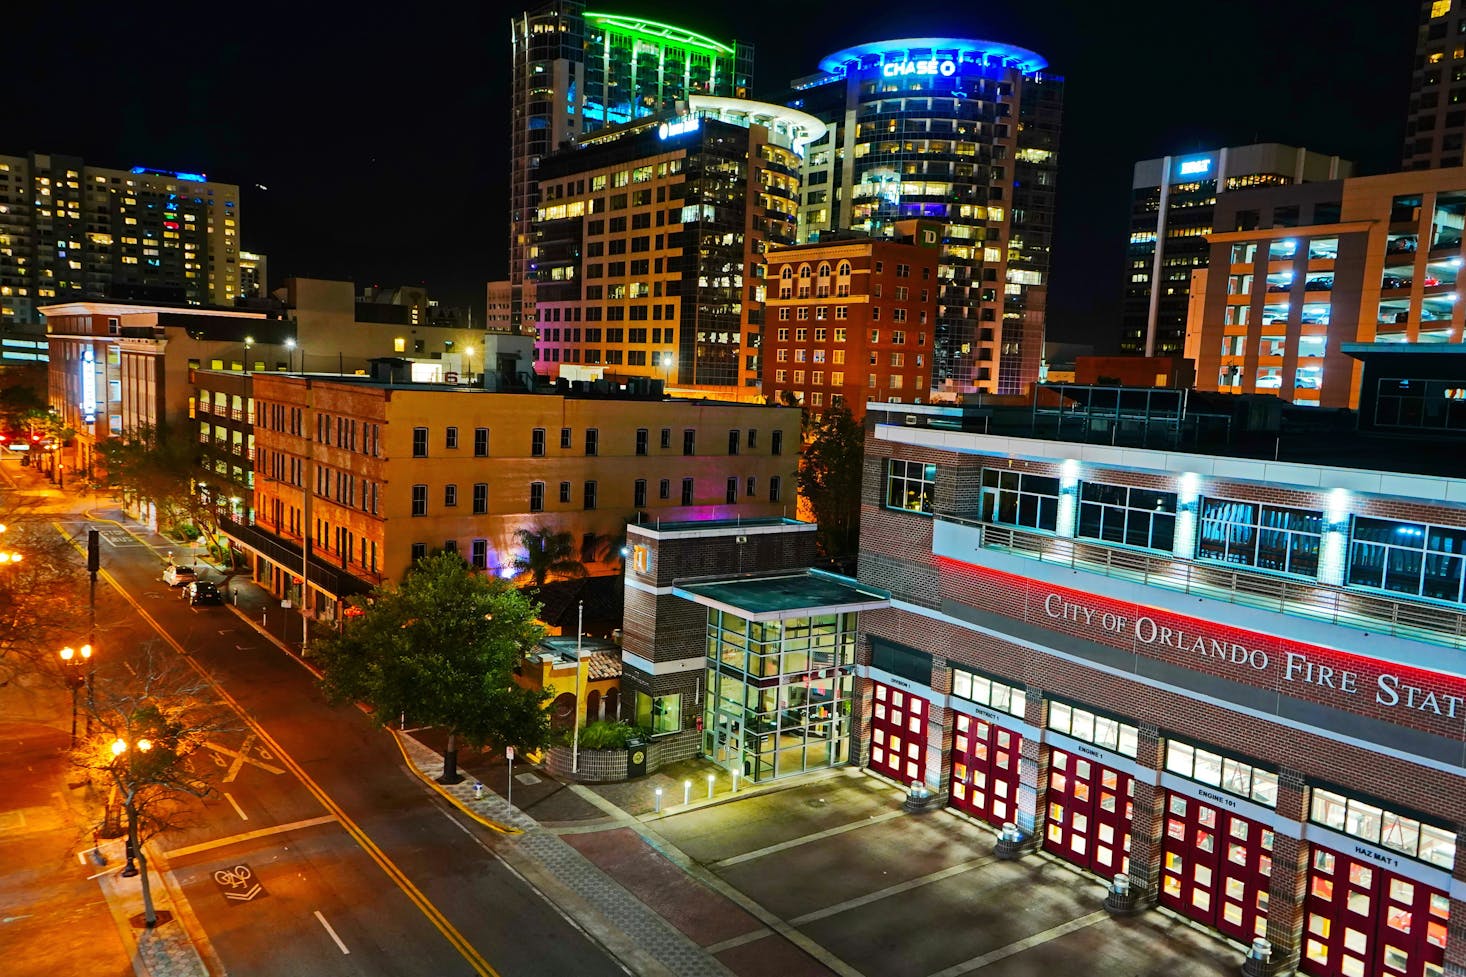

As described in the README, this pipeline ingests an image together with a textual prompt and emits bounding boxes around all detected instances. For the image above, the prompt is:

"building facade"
[531,102,819,396]
[508,1,752,331]
[856,400,1466,977]
[760,233,941,416]
[785,38,1063,396]
[234,371,800,620]
[1123,144,1351,359]
[1404,0,1466,171]
[1193,166,1466,408]
[1,154,249,334]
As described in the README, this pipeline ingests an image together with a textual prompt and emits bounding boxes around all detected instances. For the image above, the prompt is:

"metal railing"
[943,517,1466,652]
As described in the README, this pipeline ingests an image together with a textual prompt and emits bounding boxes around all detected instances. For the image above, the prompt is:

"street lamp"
[660,352,673,386]
[110,737,152,893]
[284,337,297,372]
[59,644,92,745]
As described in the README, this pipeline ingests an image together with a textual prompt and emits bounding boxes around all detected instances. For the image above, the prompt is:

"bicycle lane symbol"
[213,864,267,904]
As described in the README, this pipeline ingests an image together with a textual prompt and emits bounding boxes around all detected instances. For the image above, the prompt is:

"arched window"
[837,261,852,277]
[817,262,832,279]
[799,265,813,279]
[780,266,793,280]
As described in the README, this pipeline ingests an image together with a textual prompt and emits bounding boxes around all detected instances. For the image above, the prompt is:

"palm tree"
[510,528,589,588]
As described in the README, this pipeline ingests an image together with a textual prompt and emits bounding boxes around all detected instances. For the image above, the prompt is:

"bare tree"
[74,644,234,926]
[0,515,87,688]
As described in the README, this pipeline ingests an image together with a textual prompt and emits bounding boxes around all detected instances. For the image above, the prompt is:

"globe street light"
[0,522,18,565]
[111,737,152,891]
[284,337,297,372]
[59,644,92,745]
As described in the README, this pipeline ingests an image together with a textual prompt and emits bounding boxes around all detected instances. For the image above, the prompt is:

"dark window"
[728,430,740,455]
[472,483,488,514]
[411,484,428,516]
[585,428,599,456]
[746,476,756,497]
[1198,499,1322,577]
[584,480,598,510]
[659,478,670,499]
[474,427,489,456]
[769,475,782,502]
[443,539,458,555]
[410,542,427,562]
[559,481,572,503]
[445,426,458,449]
[660,427,672,449]
[530,481,545,512]
[681,477,694,505]
[561,427,573,450]
[980,469,1060,531]
[1076,482,1176,552]
[748,429,758,449]
[634,479,647,508]
[771,430,784,456]
[636,428,649,455]
[1348,516,1466,604]
[412,427,428,457]
[532,428,546,456]
[444,484,458,507]
[726,477,738,504]
[683,429,696,455]
[471,539,487,569]
[888,460,938,514]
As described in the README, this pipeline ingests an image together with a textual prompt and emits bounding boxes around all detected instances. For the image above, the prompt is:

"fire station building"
[856,392,1466,977]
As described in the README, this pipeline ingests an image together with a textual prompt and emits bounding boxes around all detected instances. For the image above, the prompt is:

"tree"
[798,404,865,563]
[99,423,231,559]
[75,645,232,927]
[511,527,589,589]
[311,552,552,784]
[0,516,88,688]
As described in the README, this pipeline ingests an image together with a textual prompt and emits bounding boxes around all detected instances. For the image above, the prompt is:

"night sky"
[10,1,1418,349]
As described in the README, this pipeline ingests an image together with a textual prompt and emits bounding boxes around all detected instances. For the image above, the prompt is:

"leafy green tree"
[511,527,589,588]
[798,404,865,563]
[312,552,552,783]
[99,423,231,558]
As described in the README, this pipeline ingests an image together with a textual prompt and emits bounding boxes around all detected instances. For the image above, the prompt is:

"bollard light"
[683,779,691,805]
[707,773,715,799]
[999,822,1022,844]
[1111,873,1131,897]
[1248,938,1272,962]
[473,782,484,800]
[654,786,663,813]
[732,769,740,792]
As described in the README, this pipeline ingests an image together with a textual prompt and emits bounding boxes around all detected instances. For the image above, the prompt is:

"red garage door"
[1302,846,1448,977]
[948,713,1021,827]
[869,681,926,785]
[1044,749,1133,879]
[1159,792,1273,944]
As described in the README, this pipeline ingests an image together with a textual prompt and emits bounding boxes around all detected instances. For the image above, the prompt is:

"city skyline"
[6,0,1418,348]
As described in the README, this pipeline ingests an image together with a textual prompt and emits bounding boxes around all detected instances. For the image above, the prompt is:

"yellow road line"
[166,815,338,859]
[58,523,502,977]
[388,730,522,837]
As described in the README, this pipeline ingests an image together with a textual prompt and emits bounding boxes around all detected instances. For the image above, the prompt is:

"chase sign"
[883,59,957,78]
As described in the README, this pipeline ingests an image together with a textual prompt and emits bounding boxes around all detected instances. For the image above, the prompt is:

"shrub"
[578,720,637,749]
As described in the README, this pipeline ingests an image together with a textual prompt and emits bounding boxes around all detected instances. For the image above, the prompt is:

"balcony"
[938,516,1466,653]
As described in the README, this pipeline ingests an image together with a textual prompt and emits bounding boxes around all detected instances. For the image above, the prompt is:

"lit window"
[1432,0,1451,18]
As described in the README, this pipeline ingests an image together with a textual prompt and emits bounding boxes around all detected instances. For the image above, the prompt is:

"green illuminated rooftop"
[585,12,736,54]
[675,570,890,621]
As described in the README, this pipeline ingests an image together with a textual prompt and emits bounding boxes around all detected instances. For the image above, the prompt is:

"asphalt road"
[61,516,627,977]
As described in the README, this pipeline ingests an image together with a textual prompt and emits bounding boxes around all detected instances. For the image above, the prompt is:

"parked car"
[1381,275,1412,290]
[1387,236,1418,254]
[163,564,198,587]
[1434,231,1462,250]
[1304,277,1334,291]
[186,580,224,605]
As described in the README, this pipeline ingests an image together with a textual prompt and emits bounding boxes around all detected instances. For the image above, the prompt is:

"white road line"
[223,791,248,821]
[314,910,350,954]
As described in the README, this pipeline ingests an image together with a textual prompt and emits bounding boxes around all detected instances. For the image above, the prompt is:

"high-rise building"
[531,99,820,394]
[785,38,1063,396]
[0,153,248,331]
[761,230,941,417]
[1403,0,1466,170]
[1192,165,1466,409]
[1122,144,1351,359]
[508,2,752,331]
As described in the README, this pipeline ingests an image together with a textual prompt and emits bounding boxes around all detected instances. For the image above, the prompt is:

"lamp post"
[109,736,159,929]
[660,352,673,387]
[0,523,20,565]
[571,600,584,774]
[244,335,254,372]
[59,644,92,745]
[285,337,297,373]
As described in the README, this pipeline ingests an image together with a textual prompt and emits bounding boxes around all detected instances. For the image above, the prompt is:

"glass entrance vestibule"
[703,609,858,782]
